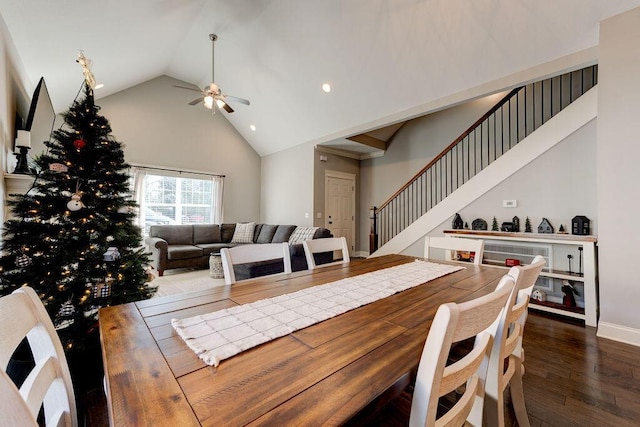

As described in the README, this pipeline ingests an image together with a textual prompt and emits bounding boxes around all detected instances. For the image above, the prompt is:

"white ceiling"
[2,1,639,157]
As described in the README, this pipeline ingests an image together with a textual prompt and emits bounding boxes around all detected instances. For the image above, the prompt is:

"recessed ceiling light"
[250,125,256,131]
[322,83,331,93]
[94,83,104,90]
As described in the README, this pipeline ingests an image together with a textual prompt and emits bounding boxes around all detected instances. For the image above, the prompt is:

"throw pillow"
[231,222,256,244]
[288,226,319,245]
[256,224,278,244]
[272,225,297,243]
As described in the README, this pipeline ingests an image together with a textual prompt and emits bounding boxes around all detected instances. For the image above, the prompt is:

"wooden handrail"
[376,87,523,212]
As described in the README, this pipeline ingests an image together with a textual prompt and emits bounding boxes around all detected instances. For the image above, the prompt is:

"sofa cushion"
[167,245,203,260]
[220,223,236,243]
[272,225,297,243]
[193,224,221,244]
[150,224,194,245]
[196,242,235,255]
[288,226,319,245]
[313,228,333,239]
[253,224,263,243]
[231,222,256,243]
[256,224,278,244]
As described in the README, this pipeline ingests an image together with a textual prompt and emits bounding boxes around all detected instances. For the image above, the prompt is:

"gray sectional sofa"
[145,223,332,279]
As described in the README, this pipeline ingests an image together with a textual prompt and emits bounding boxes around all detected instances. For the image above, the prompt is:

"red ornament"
[73,139,86,149]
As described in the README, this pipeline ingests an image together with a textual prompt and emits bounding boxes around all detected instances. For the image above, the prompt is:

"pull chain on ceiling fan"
[174,33,250,113]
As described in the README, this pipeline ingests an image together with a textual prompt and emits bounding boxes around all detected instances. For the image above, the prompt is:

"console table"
[443,230,598,327]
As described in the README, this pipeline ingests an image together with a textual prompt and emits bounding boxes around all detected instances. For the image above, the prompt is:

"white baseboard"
[596,321,640,347]
[354,251,370,258]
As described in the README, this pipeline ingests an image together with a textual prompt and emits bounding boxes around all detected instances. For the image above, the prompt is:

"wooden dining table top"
[99,254,505,426]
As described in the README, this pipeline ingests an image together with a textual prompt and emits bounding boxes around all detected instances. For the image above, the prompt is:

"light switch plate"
[503,199,518,208]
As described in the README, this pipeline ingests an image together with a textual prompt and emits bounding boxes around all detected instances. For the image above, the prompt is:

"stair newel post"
[370,206,378,254]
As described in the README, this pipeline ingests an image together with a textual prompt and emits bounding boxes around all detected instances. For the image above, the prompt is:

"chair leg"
[482,364,505,427]
[483,388,505,427]
[509,359,531,427]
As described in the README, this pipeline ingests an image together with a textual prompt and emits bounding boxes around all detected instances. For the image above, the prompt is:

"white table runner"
[172,260,464,366]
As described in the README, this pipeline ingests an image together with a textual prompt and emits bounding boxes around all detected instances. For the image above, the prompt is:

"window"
[131,168,223,236]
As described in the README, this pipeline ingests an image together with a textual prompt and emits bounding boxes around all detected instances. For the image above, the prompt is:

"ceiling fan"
[174,34,250,113]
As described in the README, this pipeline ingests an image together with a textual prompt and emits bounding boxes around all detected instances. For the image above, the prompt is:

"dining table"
[99,254,505,426]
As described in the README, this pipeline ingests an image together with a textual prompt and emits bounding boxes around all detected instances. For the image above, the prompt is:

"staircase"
[370,66,598,257]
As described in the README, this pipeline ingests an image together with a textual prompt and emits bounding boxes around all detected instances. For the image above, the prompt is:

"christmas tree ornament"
[15,253,32,267]
[76,51,98,89]
[55,298,76,330]
[73,138,87,150]
[83,305,100,318]
[49,162,69,172]
[103,247,120,261]
[67,193,85,211]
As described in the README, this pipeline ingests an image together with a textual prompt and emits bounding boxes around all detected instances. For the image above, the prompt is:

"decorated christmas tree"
[0,61,156,360]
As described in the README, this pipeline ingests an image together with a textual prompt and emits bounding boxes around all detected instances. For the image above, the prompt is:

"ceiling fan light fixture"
[204,95,214,109]
[215,98,226,109]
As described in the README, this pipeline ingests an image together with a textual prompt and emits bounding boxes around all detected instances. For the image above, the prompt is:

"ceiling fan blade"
[221,102,234,113]
[173,85,203,93]
[189,97,204,106]
[225,95,251,106]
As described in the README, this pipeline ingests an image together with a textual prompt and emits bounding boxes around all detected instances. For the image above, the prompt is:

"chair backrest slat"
[303,237,350,269]
[220,242,292,285]
[0,287,77,426]
[424,236,485,265]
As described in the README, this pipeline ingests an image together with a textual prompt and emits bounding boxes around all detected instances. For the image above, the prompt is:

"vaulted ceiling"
[2,1,639,157]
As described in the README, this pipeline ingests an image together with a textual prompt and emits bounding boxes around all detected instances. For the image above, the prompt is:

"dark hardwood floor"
[79,311,640,426]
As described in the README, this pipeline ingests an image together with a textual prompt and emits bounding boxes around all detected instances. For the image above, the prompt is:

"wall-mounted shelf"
[4,173,35,195]
[443,229,598,327]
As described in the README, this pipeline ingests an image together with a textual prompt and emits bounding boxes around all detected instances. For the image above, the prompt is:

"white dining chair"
[0,286,78,426]
[484,255,546,427]
[220,242,292,285]
[302,236,350,269]
[409,274,515,427]
[424,236,485,265]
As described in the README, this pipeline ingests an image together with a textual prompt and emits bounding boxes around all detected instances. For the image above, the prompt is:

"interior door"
[325,172,355,255]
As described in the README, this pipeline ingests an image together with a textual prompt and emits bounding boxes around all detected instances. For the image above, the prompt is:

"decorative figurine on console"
[561,280,578,307]
[538,218,554,234]
[531,289,546,302]
[501,222,515,232]
[472,218,487,230]
[512,216,520,232]
[491,216,499,231]
[525,217,532,233]
[572,215,590,235]
[452,213,464,230]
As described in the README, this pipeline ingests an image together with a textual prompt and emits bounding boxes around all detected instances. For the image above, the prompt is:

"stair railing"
[370,65,597,252]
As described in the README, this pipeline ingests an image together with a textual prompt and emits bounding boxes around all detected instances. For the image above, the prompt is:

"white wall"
[261,141,314,225]
[97,75,261,223]
[427,120,597,241]
[597,6,640,344]
[359,93,508,252]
